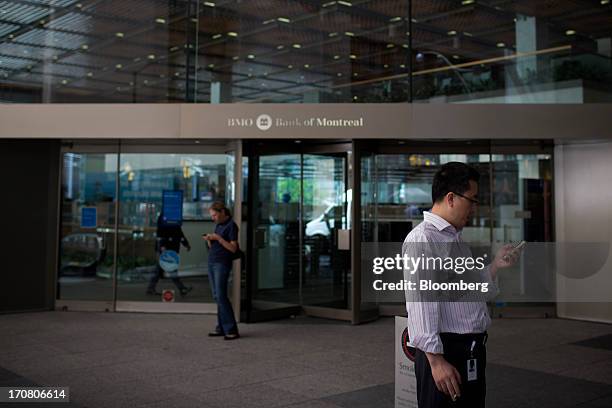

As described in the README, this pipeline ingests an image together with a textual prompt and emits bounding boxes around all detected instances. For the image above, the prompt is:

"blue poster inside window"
[162,190,183,225]
[81,207,97,228]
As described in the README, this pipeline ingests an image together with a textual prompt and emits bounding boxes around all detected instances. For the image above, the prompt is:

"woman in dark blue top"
[202,202,240,340]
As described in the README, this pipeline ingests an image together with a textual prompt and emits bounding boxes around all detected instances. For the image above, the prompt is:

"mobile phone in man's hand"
[503,240,526,262]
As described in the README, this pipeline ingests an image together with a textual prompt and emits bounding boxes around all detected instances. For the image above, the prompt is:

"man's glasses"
[452,191,479,205]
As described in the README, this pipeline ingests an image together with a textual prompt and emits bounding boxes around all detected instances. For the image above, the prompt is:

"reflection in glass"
[116,153,228,303]
[59,153,117,301]
[252,152,350,311]
[412,1,612,103]
[361,153,491,245]
[302,154,349,308]
[254,154,301,306]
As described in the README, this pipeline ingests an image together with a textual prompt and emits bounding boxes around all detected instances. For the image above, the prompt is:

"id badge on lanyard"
[467,340,477,382]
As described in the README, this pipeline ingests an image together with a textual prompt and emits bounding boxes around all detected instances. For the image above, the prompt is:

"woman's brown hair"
[209,201,231,217]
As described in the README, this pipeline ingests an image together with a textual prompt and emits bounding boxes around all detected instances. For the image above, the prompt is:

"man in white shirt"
[403,162,518,407]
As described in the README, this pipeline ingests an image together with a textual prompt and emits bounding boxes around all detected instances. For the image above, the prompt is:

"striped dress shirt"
[403,211,498,354]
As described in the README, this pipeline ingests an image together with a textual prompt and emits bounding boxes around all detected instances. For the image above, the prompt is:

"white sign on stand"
[395,316,418,408]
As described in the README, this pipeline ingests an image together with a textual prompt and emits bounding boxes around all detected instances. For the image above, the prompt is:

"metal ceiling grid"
[0,1,50,25]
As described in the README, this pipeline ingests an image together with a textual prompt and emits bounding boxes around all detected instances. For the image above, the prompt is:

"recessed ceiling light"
[61,79,68,84]
[287,65,293,69]
[496,42,505,48]
[463,32,473,37]
[87,72,93,77]
[203,2,215,7]
[601,0,609,4]
[304,64,310,68]
[212,34,222,39]
[462,0,475,5]
[232,56,239,60]
[133,57,141,62]
[400,64,406,68]
[277,45,284,50]
[292,43,301,48]
[322,1,337,7]
[338,1,352,6]
[262,19,275,25]
[147,54,155,60]
[333,55,340,59]
[387,43,395,48]
[353,72,358,77]
[353,96,358,100]
[345,31,355,37]
[227,32,238,37]
[447,30,457,36]
[115,64,123,69]
[115,32,124,38]
[208,63,214,68]
[277,17,291,23]
[350,54,357,59]
[329,32,338,37]
[337,72,342,77]
[81,44,88,50]
[155,18,166,24]
[384,64,389,68]
[247,54,255,59]
[389,16,402,23]
[565,29,576,36]
[402,44,409,49]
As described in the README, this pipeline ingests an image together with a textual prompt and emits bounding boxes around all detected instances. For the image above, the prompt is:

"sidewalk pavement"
[1,312,612,407]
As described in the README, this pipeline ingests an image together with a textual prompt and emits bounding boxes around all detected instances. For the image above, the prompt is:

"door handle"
[336,229,350,250]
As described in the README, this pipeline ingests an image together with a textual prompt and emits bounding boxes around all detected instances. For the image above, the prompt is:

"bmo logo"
[227,114,273,131]
[227,118,253,127]
[256,114,272,131]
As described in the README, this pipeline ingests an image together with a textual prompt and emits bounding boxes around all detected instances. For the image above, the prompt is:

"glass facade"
[360,144,553,307]
[2,1,610,103]
[58,148,234,305]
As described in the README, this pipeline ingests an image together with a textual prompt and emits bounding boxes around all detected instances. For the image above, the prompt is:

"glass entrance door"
[247,146,351,321]
[302,154,350,309]
[57,142,241,313]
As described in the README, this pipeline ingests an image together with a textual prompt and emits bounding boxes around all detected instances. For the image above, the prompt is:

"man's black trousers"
[414,332,487,408]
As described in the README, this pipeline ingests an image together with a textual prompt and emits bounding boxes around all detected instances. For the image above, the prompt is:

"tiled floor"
[1,312,612,407]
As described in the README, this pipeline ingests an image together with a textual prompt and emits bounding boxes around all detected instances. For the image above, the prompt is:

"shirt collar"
[423,211,456,233]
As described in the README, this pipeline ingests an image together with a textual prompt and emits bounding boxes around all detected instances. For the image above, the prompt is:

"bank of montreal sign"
[228,114,365,131]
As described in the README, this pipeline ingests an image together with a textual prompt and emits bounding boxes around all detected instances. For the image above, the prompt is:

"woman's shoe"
[208,331,224,337]
[224,333,240,340]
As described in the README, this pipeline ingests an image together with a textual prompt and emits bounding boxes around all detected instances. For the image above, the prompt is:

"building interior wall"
[0,140,60,313]
[555,141,612,323]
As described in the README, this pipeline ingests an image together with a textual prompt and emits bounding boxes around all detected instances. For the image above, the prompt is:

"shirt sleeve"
[228,222,239,242]
[479,264,500,301]
[403,233,444,354]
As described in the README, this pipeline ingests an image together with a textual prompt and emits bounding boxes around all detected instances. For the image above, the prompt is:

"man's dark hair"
[432,162,480,203]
